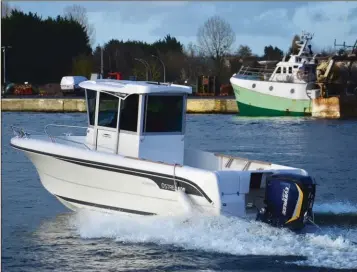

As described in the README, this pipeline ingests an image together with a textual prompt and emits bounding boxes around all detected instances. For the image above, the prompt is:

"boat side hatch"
[246,172,273,210]
[250,172,264,189]
[84,88,130,154]
[95,92,120,154]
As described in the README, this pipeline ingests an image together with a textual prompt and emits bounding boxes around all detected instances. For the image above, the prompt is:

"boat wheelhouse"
[79,79,191,164]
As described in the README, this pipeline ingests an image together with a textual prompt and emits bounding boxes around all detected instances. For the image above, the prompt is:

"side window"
[276,67,281,74]
[283,67,286,74]
[119,94,139,132]
[98,93,119,129]
[144,95,183,133]
[288,67,292,74]
[86,89,97,126]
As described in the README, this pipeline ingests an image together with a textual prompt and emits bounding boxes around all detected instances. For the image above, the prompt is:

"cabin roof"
[79,79,192,95]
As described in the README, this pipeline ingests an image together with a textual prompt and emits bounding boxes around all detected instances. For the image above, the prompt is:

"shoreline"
[0,97,240,114]
[2,96,356,119]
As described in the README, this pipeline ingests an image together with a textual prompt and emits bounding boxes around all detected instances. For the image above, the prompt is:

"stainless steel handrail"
[44,124,91,150]
[11,124,92,150]
[44,124,88,137]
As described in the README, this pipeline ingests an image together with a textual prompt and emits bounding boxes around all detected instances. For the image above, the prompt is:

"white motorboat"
[11,79,316,230]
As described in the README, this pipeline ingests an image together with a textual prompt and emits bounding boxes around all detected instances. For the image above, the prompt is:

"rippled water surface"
[2,112,357,271]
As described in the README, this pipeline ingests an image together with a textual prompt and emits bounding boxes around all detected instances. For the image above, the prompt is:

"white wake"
[71,205,357,270]
[314,201,357,214]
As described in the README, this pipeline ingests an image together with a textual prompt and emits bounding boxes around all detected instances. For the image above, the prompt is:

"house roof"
[79,79,192,96]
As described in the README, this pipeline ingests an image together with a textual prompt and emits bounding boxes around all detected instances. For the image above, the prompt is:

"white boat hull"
[11,135,314,230]
[27,152,219,216]
[12,137,225,217]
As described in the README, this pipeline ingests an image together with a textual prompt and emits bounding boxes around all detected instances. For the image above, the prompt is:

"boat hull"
[230,77,312,117]
[12,140,220,217]
[10,136,316,231]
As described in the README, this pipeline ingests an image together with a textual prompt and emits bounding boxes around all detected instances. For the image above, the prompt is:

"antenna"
[296,31,314,57]
[334,39,355,50]
[100,46,104,78]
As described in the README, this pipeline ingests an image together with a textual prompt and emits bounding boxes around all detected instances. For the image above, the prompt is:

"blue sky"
[11,1,357,55]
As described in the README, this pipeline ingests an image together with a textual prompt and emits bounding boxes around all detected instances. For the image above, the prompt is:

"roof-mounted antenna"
[334,39,356,52]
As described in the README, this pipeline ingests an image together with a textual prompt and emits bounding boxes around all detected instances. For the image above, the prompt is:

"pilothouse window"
[98,93,119,128]
[86,89,97,126]
[144,95,183,133]
[119,94,139,132]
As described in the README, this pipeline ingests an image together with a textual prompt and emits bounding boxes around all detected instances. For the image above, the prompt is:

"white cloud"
[292,2,357,50]
[231,2,357,53]
[152,1,189,7]
[87,11,164,46]
[14,1,357,55]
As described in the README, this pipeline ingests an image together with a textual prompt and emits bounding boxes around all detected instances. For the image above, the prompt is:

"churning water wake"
[314,201,357,214]
[70,201,357,270]
[314,201,357,227]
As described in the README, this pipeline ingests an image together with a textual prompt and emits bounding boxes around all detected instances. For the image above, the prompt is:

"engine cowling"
[256,173,316,231]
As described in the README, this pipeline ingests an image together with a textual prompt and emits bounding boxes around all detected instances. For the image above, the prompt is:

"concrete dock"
[0,97,239,114]
[2,96,356,118]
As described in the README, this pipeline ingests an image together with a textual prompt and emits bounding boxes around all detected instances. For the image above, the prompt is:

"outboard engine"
[256,173,316,231]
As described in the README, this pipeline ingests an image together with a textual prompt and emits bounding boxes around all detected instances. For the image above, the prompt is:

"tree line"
[1,4,91,84]
[2,3,328,86]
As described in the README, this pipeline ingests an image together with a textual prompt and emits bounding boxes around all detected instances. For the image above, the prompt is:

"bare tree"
[236,45,252,58]
[184,42,198,58]
[197,15,236,75]
[2,1,12,18]
[63,4,95,46]
[288,34,301,55]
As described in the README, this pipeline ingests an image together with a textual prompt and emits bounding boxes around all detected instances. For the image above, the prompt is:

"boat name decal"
[161,183,186,191]
[282,186,290,216]
[161,182,175,191]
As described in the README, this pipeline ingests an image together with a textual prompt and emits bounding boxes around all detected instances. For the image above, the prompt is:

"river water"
[2,112,357,271]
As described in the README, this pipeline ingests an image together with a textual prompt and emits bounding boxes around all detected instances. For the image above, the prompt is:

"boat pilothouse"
[270,31,318,84]
[11,79,316,230]
[81,79,188,164]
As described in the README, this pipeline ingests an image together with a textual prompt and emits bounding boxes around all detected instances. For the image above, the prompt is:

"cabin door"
[95,92,120,154]
[96,129,118,153]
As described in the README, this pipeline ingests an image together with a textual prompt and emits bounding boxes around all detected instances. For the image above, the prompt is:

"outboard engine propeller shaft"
[256,173,316,231]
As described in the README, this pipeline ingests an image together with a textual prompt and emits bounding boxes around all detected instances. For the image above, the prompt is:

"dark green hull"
[237,101,308,117]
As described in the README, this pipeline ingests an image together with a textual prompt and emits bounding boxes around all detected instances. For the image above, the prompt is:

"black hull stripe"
[58,157,208,200]
[11,143,213,203]
[56,195,156,215]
